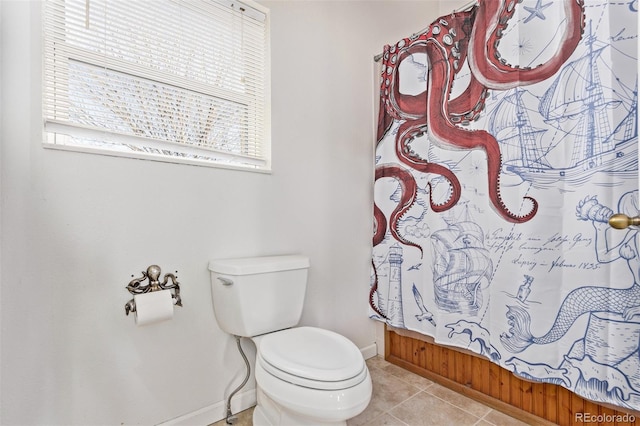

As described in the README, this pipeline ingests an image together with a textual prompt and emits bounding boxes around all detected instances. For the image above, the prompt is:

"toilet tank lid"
[208,255,310,275]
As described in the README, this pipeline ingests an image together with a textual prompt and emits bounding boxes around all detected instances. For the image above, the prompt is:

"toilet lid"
[258,327,367,389]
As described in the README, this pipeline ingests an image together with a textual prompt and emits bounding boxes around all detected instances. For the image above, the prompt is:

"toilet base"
[252,403,272,426]
[252,387,347,426]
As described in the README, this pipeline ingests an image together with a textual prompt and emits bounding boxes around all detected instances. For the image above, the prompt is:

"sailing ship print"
[488,22,638,188]
[430,204,493,316]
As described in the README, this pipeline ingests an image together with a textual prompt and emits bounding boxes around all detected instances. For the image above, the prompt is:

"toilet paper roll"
[134,290,174,326]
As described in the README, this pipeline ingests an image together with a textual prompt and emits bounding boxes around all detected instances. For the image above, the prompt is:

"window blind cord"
[84,0,90,29]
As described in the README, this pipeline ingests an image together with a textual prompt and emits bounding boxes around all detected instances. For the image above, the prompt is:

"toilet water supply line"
[226,335,251,425]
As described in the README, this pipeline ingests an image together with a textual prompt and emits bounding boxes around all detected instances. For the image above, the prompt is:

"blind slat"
[43,0,269,169]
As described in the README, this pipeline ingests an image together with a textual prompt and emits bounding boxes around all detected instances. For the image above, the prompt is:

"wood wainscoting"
[385,326,639,426]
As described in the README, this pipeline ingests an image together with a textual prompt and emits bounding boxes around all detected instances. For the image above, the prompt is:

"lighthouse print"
[387,244,405,328]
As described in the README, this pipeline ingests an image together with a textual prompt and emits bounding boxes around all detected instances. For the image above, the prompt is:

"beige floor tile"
[348,369,421,426]
[389,391,482,426]
[370,368,424,409]
[366,355,393,370]
[348,406,383,426]
[482,409,532,426]
[380,363,434,390]
[358,412,410,426]
[425,383,492,418]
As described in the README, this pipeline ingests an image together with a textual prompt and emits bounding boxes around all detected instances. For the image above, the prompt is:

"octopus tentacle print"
[468,0,586,90]
[375,0,584,227]
[371,163,419,318]
[395,120,462,212]
[448,76,490,125]
[425,38,538,222]
[369,259,387,319]
[374,164,421,253]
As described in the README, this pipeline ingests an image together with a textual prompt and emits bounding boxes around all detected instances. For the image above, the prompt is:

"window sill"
[42,142,272,174]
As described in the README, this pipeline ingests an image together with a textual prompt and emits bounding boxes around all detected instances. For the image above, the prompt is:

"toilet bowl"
[252,327,372,425]
[208,255,373,425]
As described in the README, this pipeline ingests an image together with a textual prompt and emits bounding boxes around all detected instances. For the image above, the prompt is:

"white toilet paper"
[134,290,174,326]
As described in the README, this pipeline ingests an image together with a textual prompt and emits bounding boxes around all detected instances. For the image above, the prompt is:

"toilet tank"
[208,255,310,337]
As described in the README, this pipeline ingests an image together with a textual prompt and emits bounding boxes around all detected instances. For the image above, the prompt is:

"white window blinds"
[43,0,270,170]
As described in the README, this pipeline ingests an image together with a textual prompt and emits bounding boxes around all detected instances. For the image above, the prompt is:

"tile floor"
[212,355,532,426]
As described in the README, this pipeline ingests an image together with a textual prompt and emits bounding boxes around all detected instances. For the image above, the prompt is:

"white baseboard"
[157,387,257,426]
[360,342,378,360]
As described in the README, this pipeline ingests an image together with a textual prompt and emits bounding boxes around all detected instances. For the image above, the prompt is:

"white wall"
[0,1,455,424]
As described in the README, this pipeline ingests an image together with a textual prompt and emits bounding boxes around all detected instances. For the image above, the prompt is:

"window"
[43,0,270,171]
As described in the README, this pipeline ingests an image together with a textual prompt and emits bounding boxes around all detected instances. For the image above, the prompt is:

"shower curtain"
[371,0,639,411]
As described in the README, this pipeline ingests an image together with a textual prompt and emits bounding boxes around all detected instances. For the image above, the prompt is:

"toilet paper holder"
[124,265,182,316]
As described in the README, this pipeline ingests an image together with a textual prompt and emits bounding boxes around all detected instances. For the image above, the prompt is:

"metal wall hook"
[125,265,182,316]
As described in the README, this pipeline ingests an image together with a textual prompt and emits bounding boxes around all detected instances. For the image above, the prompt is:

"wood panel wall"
[385,327,639,425]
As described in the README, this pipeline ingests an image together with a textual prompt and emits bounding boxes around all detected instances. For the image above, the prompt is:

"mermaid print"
[501,190,640,352]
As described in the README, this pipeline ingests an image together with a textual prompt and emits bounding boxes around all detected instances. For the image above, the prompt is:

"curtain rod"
[373,0,478,62]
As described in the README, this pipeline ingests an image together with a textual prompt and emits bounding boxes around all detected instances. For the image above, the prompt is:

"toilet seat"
[254,362,372,425]
[258,355,368,390]
[256,327,367,390]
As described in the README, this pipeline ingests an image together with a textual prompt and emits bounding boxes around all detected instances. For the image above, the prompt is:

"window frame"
[42,0,272,173]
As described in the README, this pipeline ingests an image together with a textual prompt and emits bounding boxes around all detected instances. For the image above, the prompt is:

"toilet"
[209,255,372,426]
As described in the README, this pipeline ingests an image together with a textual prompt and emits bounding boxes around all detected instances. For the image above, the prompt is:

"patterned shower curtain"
[371,0,639,411]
